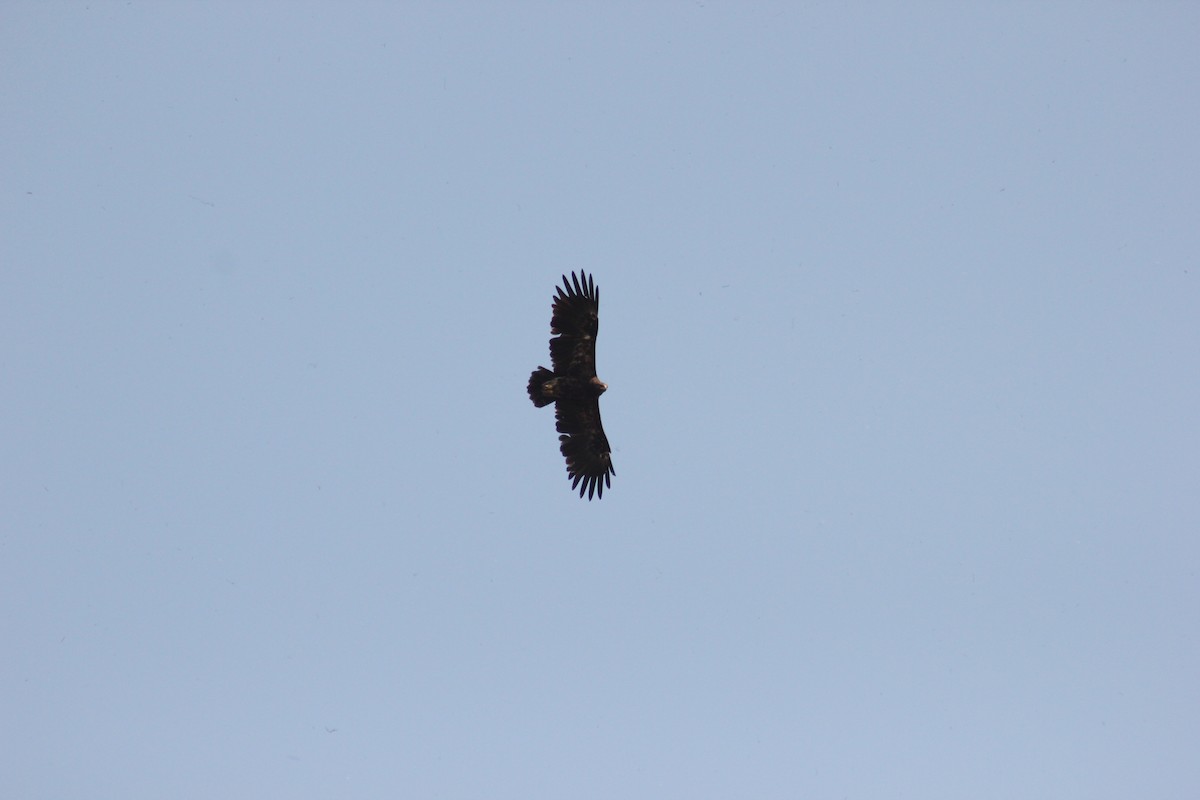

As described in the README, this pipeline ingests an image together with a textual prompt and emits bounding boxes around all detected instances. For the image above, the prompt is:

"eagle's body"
[527,272,614,500]
[528,372,608,406]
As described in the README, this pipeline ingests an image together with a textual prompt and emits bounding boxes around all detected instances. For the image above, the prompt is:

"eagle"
[527,271,615,500]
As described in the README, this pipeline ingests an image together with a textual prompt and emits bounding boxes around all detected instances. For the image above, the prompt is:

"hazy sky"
[4,3,1198,798]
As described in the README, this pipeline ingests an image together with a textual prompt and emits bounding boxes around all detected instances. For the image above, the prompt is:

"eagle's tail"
[527,367,556,407]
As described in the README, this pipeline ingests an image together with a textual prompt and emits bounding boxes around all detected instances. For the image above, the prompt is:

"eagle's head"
[589,376,608,395]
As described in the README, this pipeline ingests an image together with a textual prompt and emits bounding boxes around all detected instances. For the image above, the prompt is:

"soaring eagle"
[527,272,615,500]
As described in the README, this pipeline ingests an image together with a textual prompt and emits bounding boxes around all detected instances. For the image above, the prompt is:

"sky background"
[3,3,1199,798]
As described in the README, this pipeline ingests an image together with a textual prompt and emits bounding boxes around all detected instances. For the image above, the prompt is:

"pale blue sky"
[3,3,1198,798]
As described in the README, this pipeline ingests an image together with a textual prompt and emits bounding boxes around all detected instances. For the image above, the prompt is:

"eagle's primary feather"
[527,272,614,500]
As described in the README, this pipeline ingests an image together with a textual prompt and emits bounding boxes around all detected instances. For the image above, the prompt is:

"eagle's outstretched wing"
[549,271,599,378]
[556,396,614,500]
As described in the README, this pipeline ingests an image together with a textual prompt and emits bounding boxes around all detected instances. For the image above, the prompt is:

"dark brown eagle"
[527,271,615,500]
